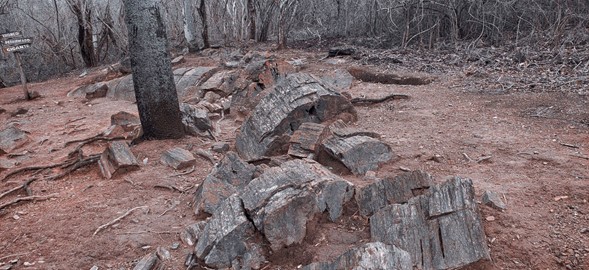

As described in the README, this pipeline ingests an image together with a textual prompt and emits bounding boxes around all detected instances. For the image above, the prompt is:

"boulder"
[370,177,490,269]
[106,74,135,101]
[239,159,354,251]
[194,152,256,215]
[160,147,196,170]
[98,141,140,179]
[355,170,433,217]
[194,196,261,269]
[235,73,357,161]
[303,242,412,270]
[180,103,212,137]
[322,135,392,175]
[0,126,30,155]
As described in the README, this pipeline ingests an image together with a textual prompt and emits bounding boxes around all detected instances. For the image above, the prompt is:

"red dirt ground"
[0,45,588,270]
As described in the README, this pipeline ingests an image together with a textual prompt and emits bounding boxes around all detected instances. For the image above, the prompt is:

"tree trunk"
[183,0,198,52]
[198,0,210,49]
[247,0,256,40]
[122,0,184,140]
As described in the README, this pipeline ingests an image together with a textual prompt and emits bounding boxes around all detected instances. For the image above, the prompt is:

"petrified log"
[239,159,354,250]
[322,135,392,175]
[98,141,140,179]
[370,177,490,269]
[235,73,357,161]
[288,122,327,158]
[355,170,432,217]
[193,152,256,215]
[303,242,412,270]
[194,195,262,269]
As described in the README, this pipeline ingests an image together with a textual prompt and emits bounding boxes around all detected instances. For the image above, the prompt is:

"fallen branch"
[45,154,100,181]
[571,154,589,160]
[351,93,410,105]
[462,153,474,162]
[0,252,31,261]
[476,156,493,163]
[560,143,579,149]
[93,206,148,236]
[0,194,58,211]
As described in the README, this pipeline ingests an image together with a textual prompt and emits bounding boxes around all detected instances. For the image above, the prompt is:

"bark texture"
[123,0,184,139]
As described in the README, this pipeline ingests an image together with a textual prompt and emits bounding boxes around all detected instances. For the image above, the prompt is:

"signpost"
[0,31,33,100]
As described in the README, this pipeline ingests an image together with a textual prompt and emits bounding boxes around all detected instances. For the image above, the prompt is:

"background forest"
[1,0,589,85]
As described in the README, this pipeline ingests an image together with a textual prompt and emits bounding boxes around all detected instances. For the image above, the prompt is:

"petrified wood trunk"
[235,73,356,161]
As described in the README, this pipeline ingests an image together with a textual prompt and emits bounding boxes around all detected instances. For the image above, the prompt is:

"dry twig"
[0,194,58,211]
[93,206,148,236]
[170,166,195,177]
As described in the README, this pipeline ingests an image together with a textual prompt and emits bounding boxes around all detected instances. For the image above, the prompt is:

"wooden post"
[13,51,29,100]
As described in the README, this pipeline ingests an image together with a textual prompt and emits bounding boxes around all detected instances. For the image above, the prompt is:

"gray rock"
[356,170,432,217]
[240,159,354,251]
[320,69,354,92]
[235,73,357,161]
[85,82,108,99]
[211,142,230,153]
[303,242,412,270]
[322,135,392,175]
[194,196,259,269]
[194,152,256,215]
[0,159,16,172]
[106,75,135,101]
[185,221,207,244]
[0,126,29,155]
[370,177,490,269]
[133,252,160,270]
[160,147,196,170]
[176,67,217,97]
[482,190,507,210]
[180,103,212,137]
[200,70,239,97]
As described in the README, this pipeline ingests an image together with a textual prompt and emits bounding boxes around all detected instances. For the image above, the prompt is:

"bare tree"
[123,0,184,140]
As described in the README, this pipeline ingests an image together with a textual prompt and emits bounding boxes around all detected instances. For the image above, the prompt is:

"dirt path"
[0,48,587,269]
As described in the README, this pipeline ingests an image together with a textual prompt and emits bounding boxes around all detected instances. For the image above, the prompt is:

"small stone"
[156,247,171,260]
[90,266,99,270]
[170,242,180,250]
[12,214,19,220]
[580,228,588,234]
[0,265,12,270]
[211,142,230,153]
[486,216,496,221]
[171,56,185,65]
[482,190,507,210]
[160,147,196,170]
[141,245,151,250]
[23,262,34,266]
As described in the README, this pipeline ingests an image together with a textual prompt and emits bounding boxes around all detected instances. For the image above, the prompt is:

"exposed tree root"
[350,93,410,106]
[93,206,148,236]
[0,194,59,211]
